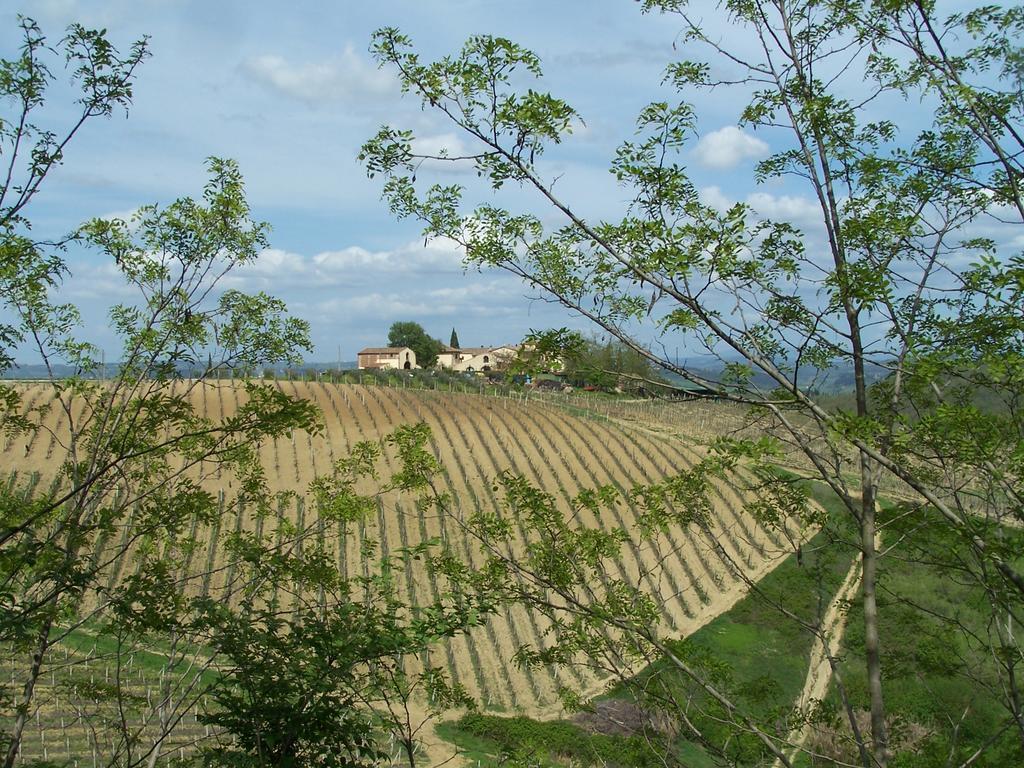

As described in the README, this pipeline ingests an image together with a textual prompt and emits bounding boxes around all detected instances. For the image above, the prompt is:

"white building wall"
[357,347,418,370]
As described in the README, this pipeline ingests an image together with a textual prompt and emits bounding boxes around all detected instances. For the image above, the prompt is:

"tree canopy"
[0,18,478,766]
[361,1,1024,765]
[4,4,1024,766]
[560,334,667,393]
[388,320,443,368]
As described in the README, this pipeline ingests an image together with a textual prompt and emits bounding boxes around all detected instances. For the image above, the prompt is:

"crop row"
[0,380,797,757]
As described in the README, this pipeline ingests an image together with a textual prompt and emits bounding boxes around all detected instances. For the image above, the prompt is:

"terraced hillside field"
[1,380,800,761]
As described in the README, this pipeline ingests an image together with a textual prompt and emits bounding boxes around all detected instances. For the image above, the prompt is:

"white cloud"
[699,185,733,213]
[224,237,525,327]
[97,207,142,223]
[242,247,310,276]
[30,0,79,19]
[568,117,592,139]
[745,191,821,225]
[230,237,467,289]
[411,133,473,160]
[330,292,438,317]
[316,278,521,320]
[693,126,769,170]
[427,280,521,302]
[94,207,146,234]
[700,186,822,228]
[242,45,396,105]
[59,260,135,301]
[312,237,466,274]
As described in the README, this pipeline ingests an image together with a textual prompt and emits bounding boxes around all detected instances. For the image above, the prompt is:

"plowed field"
[1,380,798,761]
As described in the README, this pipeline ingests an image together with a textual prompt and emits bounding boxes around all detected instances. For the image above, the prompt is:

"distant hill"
[659,358,888,395]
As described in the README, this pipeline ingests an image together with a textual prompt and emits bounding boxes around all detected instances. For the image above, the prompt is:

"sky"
[1,0,795,363]
[3,1,1011,365]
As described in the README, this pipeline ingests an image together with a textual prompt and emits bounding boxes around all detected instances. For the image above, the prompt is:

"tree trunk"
[3,616,52,768]
[1002,613,1024,753]
[860,477,888,766]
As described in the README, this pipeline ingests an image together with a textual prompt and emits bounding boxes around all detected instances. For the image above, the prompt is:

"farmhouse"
[356,347,418,370]
[436,345,518,373]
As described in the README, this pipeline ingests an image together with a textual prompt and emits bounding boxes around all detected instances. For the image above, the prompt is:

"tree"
[194,424,487,768]
[0,19,322,765]
[0,156,322,766]
[361,2,1024,765]
[388,320,443,368]
[1,16,148,438]
[450,327,460,349]
[561,334,667,393]
[0,18,486,766]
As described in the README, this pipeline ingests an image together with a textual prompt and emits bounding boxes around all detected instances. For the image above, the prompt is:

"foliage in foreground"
[5,2,1024,766]
[0,137,320,763]
[820,504,1024,767]
[360,1,1024,765]
[440,713,666,768]
[435,480,846,767]
[436,484,1023,768]
[193,423,487,767]
[0,18,486,765]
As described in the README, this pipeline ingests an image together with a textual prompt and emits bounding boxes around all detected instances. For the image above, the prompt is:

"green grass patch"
[437,713,668,768]
[818,506,1024,767]
[55,624,219,687]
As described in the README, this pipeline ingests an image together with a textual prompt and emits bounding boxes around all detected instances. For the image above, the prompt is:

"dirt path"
[774,550,865,768]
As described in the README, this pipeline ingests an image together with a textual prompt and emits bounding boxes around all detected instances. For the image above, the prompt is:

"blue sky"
[6,0,992,364]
